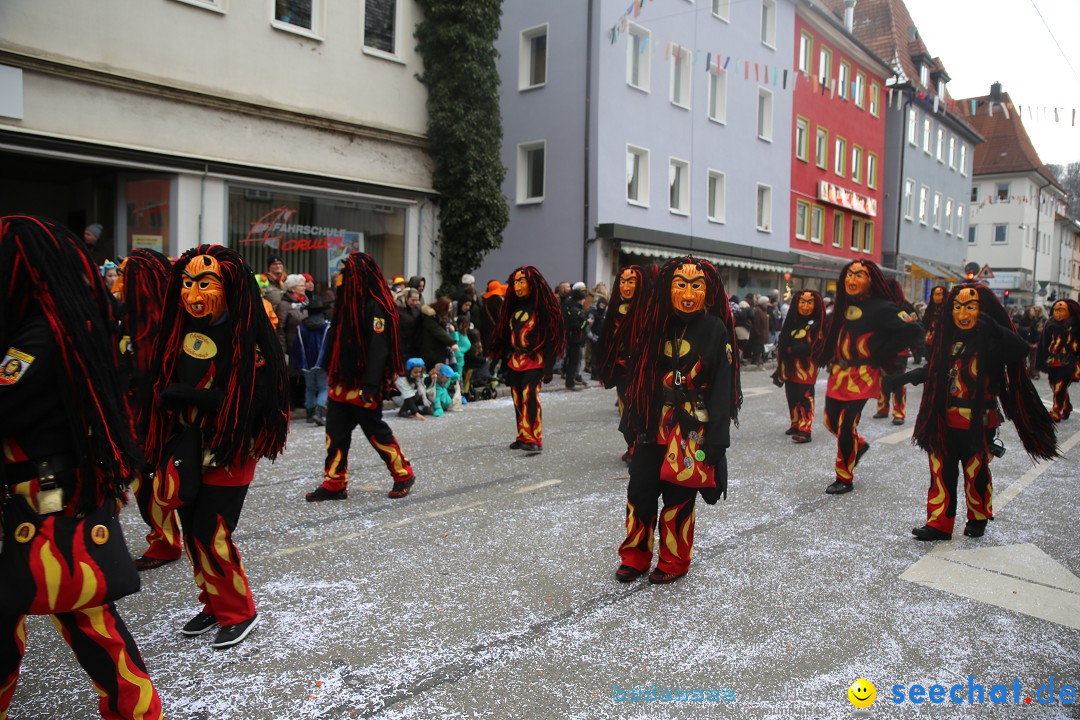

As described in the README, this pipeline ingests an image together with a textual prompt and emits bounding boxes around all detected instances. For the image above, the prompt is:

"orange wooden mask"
[951,287,979,330]
[618,269,638,301]
[670,263,706,315]
[1053,301,1069,323]
[182,255,227,323]
[513,270,530,299]
[844,262,870,299]
[797,291,815,316]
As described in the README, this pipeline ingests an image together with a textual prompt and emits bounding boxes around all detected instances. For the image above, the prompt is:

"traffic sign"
[976,264,995,279]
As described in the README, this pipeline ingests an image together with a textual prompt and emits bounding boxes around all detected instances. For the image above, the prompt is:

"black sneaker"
[388,477,415,499]
[305,485,347,502]
[520,443,542,454]
[211,614,260,649]
[509,441,524,450]
[181,611,219,637]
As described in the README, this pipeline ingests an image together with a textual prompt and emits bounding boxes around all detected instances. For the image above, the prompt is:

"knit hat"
[572,281,587,291]
[461,273,476,286]
[301,273,314,283]
[266,255,283,268]
[405,357,425,371]
[570,288,587,302]
[84,223,103,240]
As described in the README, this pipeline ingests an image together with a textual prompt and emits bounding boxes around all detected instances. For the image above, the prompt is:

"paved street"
[12,369,1080,719]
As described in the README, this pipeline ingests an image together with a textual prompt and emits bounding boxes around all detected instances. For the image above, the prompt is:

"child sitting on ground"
[394,357,431,420]
[427,363,459,417]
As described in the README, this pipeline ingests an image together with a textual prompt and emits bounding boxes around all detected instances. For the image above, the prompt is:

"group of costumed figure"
[0,211,1069,719]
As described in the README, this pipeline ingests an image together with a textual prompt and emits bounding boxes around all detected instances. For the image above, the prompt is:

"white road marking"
[878,426,914,445]
[995,424,1080,511]
[514,479,562,494]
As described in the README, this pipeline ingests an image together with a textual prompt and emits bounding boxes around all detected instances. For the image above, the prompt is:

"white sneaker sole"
[211,614,260,649]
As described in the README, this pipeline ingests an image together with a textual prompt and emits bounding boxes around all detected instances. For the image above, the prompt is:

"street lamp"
[1032,179,1053,306]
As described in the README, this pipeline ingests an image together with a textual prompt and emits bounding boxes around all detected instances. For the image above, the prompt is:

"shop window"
[125,177,173,256]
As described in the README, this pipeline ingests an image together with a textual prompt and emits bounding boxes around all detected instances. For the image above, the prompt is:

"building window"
[996,182,1009,201]
[968,226,976,244]
[919,185,929,224]
[919,63,929,87]
[516,141,546,204]
[756,184,773,232]
[907,108,918,145]
[757,87,773,142]
[922,118,932,154]
[811,205,824,244]
[798,32,813,74]
[363,0,398,55]
[862,221,874,252]
[837,61,850,100]
[904,178,914,219]
[935,126,944,162]
[669,158,689,215]
[627,23,650,91]
[275,0,316,32]
[670,46,692,108]
[993,224,1007,243]
[712,0,730,21]
[850,217,862,251]
[760,0,776,47]
[519,24,548,90]
[932,192,942,229]
[944,198,953,234]
[708,68,727,123]
[707,170,726,223]
[832,211,844,247]
[937,79,946,97]
[960,144,968,176]
[867,153,878,189]
[948,135,957,169]
[955,203,964,236]
[854,72,865,108]
[815,126,828,169]
[626,145,649,206]
[795,200,810,240]
[818,46,832,86]
[971,186,978,202]
[869,83,880,116]
[851,145,863,184]
[834,136,846,177]
[795,117,809,161]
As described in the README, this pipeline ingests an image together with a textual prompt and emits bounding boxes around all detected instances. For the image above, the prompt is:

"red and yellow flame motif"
[511,379,542,445]
[22,515,112,615]
[655,498,695,576]
[130,468,183,562]
[876,386,906,421]
[655,343,715,489]
[925,447,993,534]
[190,514,255,627]
[790,386,815,434]
[619,500,656,569]
[827,330,880,400]
[508,311,543,371]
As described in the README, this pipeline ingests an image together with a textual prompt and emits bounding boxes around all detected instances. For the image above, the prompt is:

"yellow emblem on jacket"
[183,332,218,360]
[373,317,385,334]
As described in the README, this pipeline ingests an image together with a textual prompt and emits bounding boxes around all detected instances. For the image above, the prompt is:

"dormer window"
[936,79,946,97]
[919,64,929,87]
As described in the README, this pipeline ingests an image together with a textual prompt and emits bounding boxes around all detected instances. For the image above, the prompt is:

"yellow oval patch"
[846,306,863,321]
[183,332,218,360]
[90,524,110,545]
[13,522,35,543]
[793,329,807,339]
[119,335,132,355]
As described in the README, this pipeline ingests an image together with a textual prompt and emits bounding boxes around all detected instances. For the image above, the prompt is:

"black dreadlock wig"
[817,259,895,365]
[119,248,172,378]
[625,256,742,435]
[776,289,826,359]
[596,265,646,386]
[146,244,288,467]
[487,265,566,364]
[914,284,1057,462]
[325,251,402,393]
[922,284,948,339]
[0,215,141,513]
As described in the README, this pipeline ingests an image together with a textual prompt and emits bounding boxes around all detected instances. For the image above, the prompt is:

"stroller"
[465,358,498,401]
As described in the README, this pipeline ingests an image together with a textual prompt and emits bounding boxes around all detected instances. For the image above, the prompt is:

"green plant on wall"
[415,0,508,294]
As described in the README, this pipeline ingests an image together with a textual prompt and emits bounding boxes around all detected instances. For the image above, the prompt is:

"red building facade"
[789,5,891,288]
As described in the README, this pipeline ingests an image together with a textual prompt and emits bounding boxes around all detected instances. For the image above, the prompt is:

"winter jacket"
[416,304,456,369]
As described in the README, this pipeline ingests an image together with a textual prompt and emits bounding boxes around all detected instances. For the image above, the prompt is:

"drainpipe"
[582,0,594,283]
[892,81,913,277]
[1031,178,1053,305]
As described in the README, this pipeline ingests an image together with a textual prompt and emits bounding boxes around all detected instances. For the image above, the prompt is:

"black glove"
[702,446,727,500]
[160,383,224,411]
[702,444,726,466]
[543,373,553,384]
[880,374,900,396]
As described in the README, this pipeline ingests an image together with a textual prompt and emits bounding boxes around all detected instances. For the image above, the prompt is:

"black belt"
[4,454,77,485]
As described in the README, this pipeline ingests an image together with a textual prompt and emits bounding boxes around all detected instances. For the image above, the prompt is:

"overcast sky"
[899,0,1080,169]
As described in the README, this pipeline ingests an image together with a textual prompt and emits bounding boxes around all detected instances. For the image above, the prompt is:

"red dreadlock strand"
[145,244,288,468]
[120,249,172,378]
[0,215,141,514]
[324,252,402,394]
[488,265,565,364]
[816,259,893,366]
[596,265,645,387]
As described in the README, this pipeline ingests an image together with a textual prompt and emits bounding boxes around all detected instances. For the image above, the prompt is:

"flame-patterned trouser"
[507,368,544,447]
[176,482,256,628]
[785,381,816,435]
[616,376,633,452]
[321,399,414,492]
[1047,367,1074,421]
[130,468,183,562]
[619,444,698,576]
[0,604,162,720]
[876,386,907,420]
[925,429,994,534]
[823,396,869,484]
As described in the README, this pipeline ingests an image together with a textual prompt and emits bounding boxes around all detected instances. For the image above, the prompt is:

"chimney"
[990,82,1003,102]
[844,0,856,31]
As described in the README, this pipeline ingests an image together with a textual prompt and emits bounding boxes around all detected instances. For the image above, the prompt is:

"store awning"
[621,241,792,274]
[789,249,903,276]
[908,260,961,282]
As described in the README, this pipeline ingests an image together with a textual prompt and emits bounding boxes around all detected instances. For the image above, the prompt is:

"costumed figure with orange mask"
[305,252,416,501]
[616,257,740,585]
[922,285,948,350]
[0,216,163,719]
[770,289,825,444]
[145,245,288,649]
[488,266,565,454]
[596,265,646,463]
[112,249,184,572]
[872,279,921,426]
[1036,299,1080,422]
[886,284,1056,540]
[816,260,922,495]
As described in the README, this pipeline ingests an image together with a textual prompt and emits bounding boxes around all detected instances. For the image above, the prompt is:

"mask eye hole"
[183,279,193,289]
[199,281,210,290]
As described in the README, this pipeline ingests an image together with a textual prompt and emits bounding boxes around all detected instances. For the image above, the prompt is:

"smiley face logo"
[848,678,876,709]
